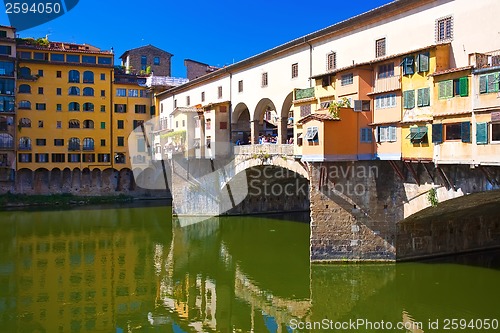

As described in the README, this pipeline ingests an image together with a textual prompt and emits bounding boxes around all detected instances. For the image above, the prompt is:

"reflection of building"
[0,25,16,182]
[10,211,157,332]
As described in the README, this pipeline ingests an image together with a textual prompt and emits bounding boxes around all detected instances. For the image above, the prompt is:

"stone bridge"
[139,144,500,262]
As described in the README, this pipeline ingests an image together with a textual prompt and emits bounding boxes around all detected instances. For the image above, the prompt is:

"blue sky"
[1,0,393,77]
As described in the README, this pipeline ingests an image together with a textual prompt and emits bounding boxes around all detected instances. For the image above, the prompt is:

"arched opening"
[83,102,94,112]
[83,88,94,97]
[18,84,31,93]
[68,86,80,96]
[252,98,277,144]
[83,119,94,129]
[279,92,294,144]
[69,119,80,129]
[68,70,80,83]
[69,102,80,111]
[231,102,251,145]
[83,71,94,83]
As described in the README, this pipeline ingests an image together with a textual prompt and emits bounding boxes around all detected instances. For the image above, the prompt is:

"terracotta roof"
[298,113,339,124]
[430,66,473,77]
[172,107,203,114]
[400,117,433,124]
[17,43,112,55]
[368,120,401,126]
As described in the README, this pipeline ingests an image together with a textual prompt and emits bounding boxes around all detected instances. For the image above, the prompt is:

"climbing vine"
[427,188,439,207]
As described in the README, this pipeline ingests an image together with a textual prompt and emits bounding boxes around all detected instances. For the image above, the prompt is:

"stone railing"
[234,144,294,156]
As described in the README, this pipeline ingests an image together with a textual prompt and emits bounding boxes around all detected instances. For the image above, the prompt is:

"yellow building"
[16,40,114,171]
[401,44,450,162]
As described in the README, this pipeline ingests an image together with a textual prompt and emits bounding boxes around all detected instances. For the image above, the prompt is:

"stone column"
[277,116,288,144]
[250,120,260,144]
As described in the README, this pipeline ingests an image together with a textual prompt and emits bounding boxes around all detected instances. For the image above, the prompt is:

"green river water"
[0,203,499,333]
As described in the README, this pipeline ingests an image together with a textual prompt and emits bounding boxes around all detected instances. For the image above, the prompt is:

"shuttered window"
[417,88,430,107]
[438,80,453,99]
[459,77,469,97]
[417,52,430,72]
[461,122,471,143]
[476,122,488,145]
[402,56,414,75]
[403,90,415,109]
[360,128,372,143]
[432,124,443,144]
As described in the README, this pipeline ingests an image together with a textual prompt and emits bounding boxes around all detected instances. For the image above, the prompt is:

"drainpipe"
[304,38,313,88]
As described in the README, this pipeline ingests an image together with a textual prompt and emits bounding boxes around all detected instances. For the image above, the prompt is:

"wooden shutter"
[389,126,397,142]
[403,56,415,75]
[487,73,498,93]
[406,90,415,109]
[432,123,443,144]
[479,75,488,94]
[438,81,446,99]
[459,77,469,97]
[423,87,430,106]
[476,122,488,145]
[418,52,430,72]
[354,100,363,111]
[461,122,471,143]
[374,126,379,143]
[417,89,423,107]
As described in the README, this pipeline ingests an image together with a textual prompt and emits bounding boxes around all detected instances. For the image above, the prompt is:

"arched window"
[83,87,94,96]
[18,118,31,128]
[83,71,94,83]
[0,133,14,149]
[82,102,94,112]
[68,102,80,111]
[83,138,94,150]
[68,86,80,95]
[68,70,80,83]
[68,119,80,128]
[18,84,31,93]
[18,100,31,109]
[83,120,94,129]
[68,137,80,151]
[114,153,125,164]
[19,67,31,79]
[18,137,31,150]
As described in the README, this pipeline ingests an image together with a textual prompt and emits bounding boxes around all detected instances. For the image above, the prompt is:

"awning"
[406,126,428,142]
[304,127,318,140]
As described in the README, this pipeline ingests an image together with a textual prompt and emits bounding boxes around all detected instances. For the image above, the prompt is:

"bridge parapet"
[234,144,294,157]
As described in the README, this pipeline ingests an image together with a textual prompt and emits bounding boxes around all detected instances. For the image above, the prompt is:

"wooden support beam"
[421,162,435,183]
[437,166,455,191]
[404,161,420,186]
[389,160,405,182]
[479,165,496,186]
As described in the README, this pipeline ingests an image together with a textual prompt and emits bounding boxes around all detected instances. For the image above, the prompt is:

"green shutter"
[432,124,443,144]
[423,87,430,106]
[479,75,488,94]
[487,73,499,93]
[438,81,446,99]
[476,122,488,145]
[407,90,415,109]
[459,77,469,97]
[417,89,423,107]
[461,122,471,143]
[439,80,453,99]
[403,56,415,75]
[418,52,430,72]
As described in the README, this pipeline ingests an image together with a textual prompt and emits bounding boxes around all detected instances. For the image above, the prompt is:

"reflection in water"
[0,206,499,332]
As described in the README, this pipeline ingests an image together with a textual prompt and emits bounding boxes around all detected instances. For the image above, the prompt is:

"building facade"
[120,45,173,77]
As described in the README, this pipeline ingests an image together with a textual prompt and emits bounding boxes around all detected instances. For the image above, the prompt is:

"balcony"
[372,75,401,94]
[0,143,13,150]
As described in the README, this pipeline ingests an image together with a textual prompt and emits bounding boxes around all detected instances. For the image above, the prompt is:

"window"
[416,88,430,107]
[38,70,44,77]
[341,73,353,86]
[377,126,397,142]
[444,122,470,142]
[291,63,298,78]
[403,90,415,109]
[327,52,336,71]
[68,70,80,83]
[98,57,112,65]
[56,104,62,111]
[0,60,14,76]
[35,153,49,163]
[56,121,62,128]
[304,126,319,143]
[133,120,144,129]
[416,52,430,72]
[52,154,65,163]
[51,53,64,62]
[68,138,80,151]
[36,139,46,146]
[220,121,228,130]
[114,104,126,113]
[100,90,105,97]
[140,90,147,98]
[117,120,124,129]
[36,103,46,111]
[375,38,386,58]
[354,100,370,112]
[492,123,500,142]
[375,94,397,109]
[83,138,94,151]
[406,126,428,143]
[83,120,94,129]
[100,105,106,112]
[0,45,11,55]
[19,84,31,93]
[238,80,243,93]
[201,91,205,101]
[19,100,31,109]
[68,86,80,95]
[117,137,124,146]
[54,139,64,146]
[19,137,31,149]
[100,139,106,146]
[378,63,394,79]
[19,67,32,79]
[82,56,96,64]
[141,55,147,65]
[33,52,47,60]
[68,154,81,162]
[479,73,498,94]
[402,56,414,75]
[100,122,105,129]
[135,105,146,114]
[206,136,211,149]
[205,119,211,130]
[66,55,80,63]
[360,128,372,143]
[38,120,43,128]
[100,73,106,80]
[476,122,489,144]
[436,16,453,42]
[98,154,110,162]
[186,96,190,106]
[83,71,94,83]
[56,71,62,78]
[56,88,62,95]
[218,86,222,99]
[68,102,80,111]
[154,57,160,65]
[262,72,268,87]
[83,87,94,96]
[18,153,32,162]
[439,77,468,98]
[129,89,138,97]
[69,119,80,128]
[116,88,126,97]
